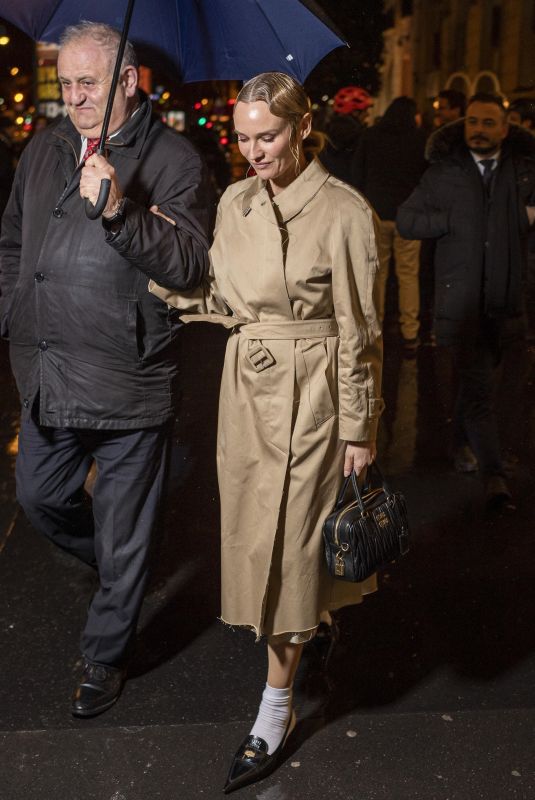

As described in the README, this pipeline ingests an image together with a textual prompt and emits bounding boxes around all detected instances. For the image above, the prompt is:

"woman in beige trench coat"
[150,72,384,792]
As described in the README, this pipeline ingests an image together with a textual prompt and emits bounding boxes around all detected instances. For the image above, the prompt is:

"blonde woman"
[151,72,384,792]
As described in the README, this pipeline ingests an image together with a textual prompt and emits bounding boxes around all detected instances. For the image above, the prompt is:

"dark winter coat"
[351,119,427,220]
[0,95,212,429]
[397,120,535,344]
[319,115,364,187]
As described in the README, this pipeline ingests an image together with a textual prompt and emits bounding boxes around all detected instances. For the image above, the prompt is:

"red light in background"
[220,136,229,145]
[206,121,213,128]
[227,98,236,105]
[194,102,202,110]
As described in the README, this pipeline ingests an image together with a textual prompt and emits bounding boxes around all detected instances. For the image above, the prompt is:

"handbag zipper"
[333,488,384,546]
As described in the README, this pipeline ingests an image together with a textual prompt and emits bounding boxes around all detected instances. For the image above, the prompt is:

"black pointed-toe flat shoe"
[71,659,125,718]
[223,710,296,794]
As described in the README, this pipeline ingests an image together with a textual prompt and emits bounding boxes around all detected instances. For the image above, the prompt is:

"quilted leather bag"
[323,463,410,582]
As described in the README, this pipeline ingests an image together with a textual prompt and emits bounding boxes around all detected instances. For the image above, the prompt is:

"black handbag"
[322,463,410,582]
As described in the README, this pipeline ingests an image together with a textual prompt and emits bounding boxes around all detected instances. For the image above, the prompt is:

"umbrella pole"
[85,0,137,219]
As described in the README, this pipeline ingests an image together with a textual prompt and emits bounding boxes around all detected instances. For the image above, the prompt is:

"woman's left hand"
[343,440,376,477]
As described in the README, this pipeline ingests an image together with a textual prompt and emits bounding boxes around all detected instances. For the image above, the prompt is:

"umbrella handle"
[85,179,111,220]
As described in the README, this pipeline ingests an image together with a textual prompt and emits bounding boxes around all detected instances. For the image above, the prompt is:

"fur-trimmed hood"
[425,118,535,163]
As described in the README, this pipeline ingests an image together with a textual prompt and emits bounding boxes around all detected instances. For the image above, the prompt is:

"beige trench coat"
[151,158,384,639]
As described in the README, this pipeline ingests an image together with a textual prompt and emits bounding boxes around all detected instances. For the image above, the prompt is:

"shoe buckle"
[247,343,275,372]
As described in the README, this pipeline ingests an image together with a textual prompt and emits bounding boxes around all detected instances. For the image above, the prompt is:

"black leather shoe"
[71,659,125,718]
[223,711,296,794]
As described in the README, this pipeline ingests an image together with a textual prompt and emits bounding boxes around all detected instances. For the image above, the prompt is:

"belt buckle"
[247,343,275,372]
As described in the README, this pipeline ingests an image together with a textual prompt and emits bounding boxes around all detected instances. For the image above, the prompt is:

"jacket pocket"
[3,284,30,343]
[301,339,336,428]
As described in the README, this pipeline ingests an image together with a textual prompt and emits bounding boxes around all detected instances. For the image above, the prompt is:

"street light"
[0,35,10,46]
[10,67,19,76]
[14,92,24,103]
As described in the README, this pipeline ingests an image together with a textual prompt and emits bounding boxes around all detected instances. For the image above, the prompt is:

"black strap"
[334,461,393,512]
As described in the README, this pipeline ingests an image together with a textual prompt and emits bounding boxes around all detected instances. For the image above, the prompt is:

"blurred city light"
[0,35,10,46]
[14,92,24,103]
[10,67,19,76]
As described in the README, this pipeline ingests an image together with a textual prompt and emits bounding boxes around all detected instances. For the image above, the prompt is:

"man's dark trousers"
[16,417,171,666]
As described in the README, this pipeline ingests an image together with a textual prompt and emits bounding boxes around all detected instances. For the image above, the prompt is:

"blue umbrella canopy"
[0,0,346,83]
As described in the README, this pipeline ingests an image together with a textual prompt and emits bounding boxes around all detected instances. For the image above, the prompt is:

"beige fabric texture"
[150,158,384,638]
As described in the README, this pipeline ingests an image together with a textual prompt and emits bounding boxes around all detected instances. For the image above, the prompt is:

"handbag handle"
[334,461,393,513]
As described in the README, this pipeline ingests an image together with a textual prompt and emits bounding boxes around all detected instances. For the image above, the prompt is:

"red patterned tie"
[83,137,100,162]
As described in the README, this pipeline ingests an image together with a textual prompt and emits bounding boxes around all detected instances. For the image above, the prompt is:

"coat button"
[34,272,44,282]
[53,208,64,218]
[38,339,48,351]
[23,398,29,409]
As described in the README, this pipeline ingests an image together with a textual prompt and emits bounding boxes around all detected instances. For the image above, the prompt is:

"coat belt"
[237,318,339,340]
[178,314,339,373]
[236,319,338,374]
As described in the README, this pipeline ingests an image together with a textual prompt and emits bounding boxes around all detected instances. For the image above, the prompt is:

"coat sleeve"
[396,167,450,240]
[104,147,212,291]
[148,197,230,318]
[331,194,384,442]
[0,146,26,337]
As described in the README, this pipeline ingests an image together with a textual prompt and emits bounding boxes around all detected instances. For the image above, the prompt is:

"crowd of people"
[0,20,534,795]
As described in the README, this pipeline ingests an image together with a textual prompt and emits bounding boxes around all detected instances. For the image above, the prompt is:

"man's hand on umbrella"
[80,153,123,218]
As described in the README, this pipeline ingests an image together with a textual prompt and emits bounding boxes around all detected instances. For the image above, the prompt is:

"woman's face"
[234,100,310,193]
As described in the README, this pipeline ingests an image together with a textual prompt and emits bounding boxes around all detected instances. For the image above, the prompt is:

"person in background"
[353,96,427,352]
[397,92,535,510]
[319,85,372,186]
[507,98,535,339]
[507,98,535,131]
[0,22,211,718]
[151,71,384,793]
[434,89,466,128]
[421,90,467,336]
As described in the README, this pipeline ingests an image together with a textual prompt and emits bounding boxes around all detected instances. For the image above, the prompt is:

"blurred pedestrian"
[353,96,427,351]
[0,22,211,717]
[421,90,467,337]
[507,98,535,131]
[319,85,372,185]
[185,123,231,196]
[397,92,535,511]
[508,99,535,338]
[151,71,384,793]
[434,89,466,128]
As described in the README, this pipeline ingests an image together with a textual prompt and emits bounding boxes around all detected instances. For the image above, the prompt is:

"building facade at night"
[379,0,535,116]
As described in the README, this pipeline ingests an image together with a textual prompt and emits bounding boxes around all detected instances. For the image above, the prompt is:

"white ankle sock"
[249,683,293,755]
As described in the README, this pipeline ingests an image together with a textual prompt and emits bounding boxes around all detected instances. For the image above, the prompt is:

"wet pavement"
[1,321,535,800]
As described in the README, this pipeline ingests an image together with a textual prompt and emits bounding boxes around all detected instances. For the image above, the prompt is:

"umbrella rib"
[253,1,300,72]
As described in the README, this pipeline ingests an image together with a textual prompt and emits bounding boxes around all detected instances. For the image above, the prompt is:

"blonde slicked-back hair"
[237,71,324,163]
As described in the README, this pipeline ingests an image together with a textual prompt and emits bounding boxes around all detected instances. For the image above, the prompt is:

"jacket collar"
[48,90,153,160]
[241,158,330,224]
